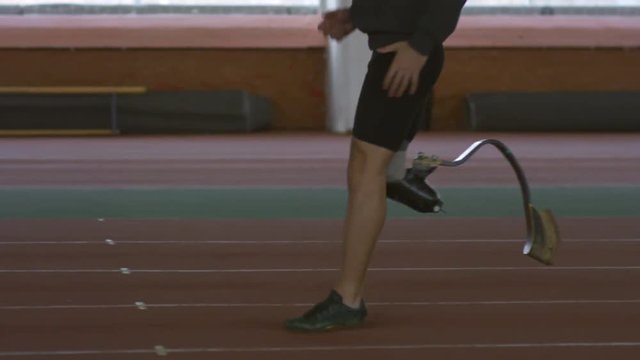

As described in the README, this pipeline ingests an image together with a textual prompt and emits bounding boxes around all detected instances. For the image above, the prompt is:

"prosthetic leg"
[390,139,561,266]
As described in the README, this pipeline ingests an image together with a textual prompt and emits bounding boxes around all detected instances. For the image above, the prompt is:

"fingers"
[332,29,350,41]
[318,21,341,39]
[384,67,409,98]
[376,43,399,54]
[390,73,411,98]
[377,45,392,54]
[379,42,426,97]
[383,64,397,92]
[318,11,353,40]
[327,26,351,40]
[384,68,421,97]
[330,30,345,40]
[383,59,413,98]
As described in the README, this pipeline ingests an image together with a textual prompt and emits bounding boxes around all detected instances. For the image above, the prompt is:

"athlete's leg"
[335,138,394,307]
[283,138,392,332]
[285,49,440,332]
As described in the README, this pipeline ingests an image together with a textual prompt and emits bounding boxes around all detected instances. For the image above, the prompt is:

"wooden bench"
[0,86,146,136]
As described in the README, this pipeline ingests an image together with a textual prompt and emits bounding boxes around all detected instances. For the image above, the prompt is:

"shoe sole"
[285,319,365,333]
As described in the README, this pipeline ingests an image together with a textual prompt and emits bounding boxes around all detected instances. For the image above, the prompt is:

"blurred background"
[0,0,638,135]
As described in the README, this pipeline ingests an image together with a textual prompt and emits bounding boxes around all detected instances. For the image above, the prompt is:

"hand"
[318,8,355,41]
[377,41,428,98]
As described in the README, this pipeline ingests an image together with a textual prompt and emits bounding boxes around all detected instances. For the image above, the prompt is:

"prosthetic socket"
[386,155,443,213]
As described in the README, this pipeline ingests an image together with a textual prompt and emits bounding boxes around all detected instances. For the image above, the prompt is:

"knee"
[347,139,393,191]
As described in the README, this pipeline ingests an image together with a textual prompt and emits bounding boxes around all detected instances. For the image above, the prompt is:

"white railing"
[1,0,640,6]
[0,0,315,4]
[468,0,640,5]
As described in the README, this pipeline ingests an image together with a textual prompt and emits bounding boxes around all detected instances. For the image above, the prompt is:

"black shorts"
[352,44,445,152]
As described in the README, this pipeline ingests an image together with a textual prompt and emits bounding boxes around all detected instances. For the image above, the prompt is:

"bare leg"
[335,138,394,307]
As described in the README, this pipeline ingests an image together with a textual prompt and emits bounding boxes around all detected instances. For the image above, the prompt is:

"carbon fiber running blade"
[523,206,561,265]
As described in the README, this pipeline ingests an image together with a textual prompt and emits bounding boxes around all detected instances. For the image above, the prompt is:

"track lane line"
[2,266,640,274]
[2,299,640,310]
[3,342,640,357]
[1,238,640,245]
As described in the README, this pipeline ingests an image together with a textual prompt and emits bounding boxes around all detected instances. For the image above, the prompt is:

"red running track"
[1,133,639,359]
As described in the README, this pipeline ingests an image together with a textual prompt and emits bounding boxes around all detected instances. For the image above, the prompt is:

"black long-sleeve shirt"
[350,0,466,56]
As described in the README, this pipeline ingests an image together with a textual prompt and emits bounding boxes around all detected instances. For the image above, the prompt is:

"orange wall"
[0,49,327,130]
[1,47,639,131]
[435,48,640,130]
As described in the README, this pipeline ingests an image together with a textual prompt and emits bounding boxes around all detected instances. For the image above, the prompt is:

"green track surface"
[1,187,638,219]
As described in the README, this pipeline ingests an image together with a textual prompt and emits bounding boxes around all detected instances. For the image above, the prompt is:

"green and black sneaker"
[284,290,367,332]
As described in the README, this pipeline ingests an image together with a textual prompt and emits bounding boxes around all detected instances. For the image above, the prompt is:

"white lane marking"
[1,266,640,274]
[0,241,98,245]
[131,266,640,273]
[104,239,115,245]
[154,345,167,356]
[0,269,119,273]
[0,349,152,357]
[2,299,640,311]
[1,238,639,245]
[0,304,134,310]
[2,342,640,356]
